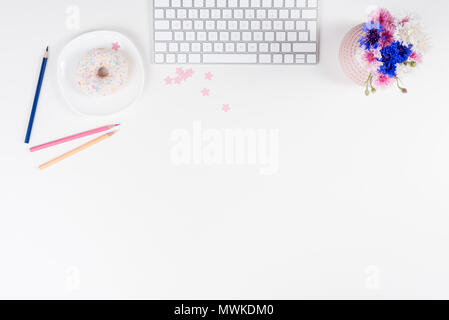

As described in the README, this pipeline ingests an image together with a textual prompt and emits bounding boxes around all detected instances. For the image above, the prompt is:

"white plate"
[57,30,145,116]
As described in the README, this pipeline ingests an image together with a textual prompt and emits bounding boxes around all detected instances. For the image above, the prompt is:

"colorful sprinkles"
[76,47,129,97]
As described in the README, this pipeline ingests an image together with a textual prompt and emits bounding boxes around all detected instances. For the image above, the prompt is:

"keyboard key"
[231,32,241,41]
[248,43,258,52]
[172,20,182,30]
[219,32,229,41]
[203,54,258,63]
[197,31,207,40]
[302,9,317,19]
[223,9,232,18]
[284,54,294,63]
[259,54,271,63]
[205,20,215,29]
[189,54,201,63]
[276,32,285,41]
[183,20,193,29]
[155,54,165,63]
[296,0,306,7]
[307,54,317,63]
[194,0,204,7]
[256,9,265,18]
[228,21,238,30]
[217,20,226,30]
[225,43,235,52]
[291,9,300,18]
[236,43,246,52]
[308,0,317,7]
[242,32,252,40]
[155,42,167,52]
[259,43,269,52]
[192,43,201,52]
[298,32,308,41]
[214,43,224,52]
[273,54,283,63]
[211,9,221,18]
[174,32,184,40]
[270,43,280,52]
[194,20,204,29]
[293,43,316,52]
[262,21,272,30]
[169,43,179,52]
[180,43,190,51]
[262,0,272,8]
[154,9,164,18]
[279,9,289,18]
[308,21,317,41]
[281,43,291,52]
[177,9,187,18]
[245,9,255,18]
[267,9,277,18]
[287,32,297,41]
[285,0,295,7]
[166,54,176,63]
[203,43,213,52]
[186,31,195,40]
[155,20,170,30]
[155,0,170,7]
[234,9,244,18]
[155,32,172,41]
[166,9,176,18]
[200,9,209,18]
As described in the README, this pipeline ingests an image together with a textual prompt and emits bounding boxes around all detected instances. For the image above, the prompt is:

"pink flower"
[364,51,377,63]
[357,48,381,73]
[380,26,395,47]
[399,16,411,26]
[410,51,422,63]
[369,8,395,29]
[373,73,394,88]
[368,8,396,46]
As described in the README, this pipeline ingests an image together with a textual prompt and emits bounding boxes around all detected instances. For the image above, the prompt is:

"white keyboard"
[153,0,319,64]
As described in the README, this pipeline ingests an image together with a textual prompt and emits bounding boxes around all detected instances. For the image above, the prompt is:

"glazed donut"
[76,48,129,96]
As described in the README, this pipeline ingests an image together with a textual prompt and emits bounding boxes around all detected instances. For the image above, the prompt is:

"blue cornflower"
[379,41,413,64]
[359,21,385,50]
[377,41,413,77]
[378,62,398,78]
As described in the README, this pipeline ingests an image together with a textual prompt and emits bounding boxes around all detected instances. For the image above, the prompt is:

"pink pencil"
[30,124,119,152]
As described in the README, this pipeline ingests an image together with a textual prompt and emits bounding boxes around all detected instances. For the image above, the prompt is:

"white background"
[1,0,449,299]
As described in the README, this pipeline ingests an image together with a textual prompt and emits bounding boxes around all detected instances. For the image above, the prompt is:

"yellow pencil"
[39,131,117,170]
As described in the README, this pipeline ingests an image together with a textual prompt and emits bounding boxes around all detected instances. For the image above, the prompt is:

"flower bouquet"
[340,8,429,95]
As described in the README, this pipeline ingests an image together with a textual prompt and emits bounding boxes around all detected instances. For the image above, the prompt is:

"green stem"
[395,77,408,94]
[364,74,372,96]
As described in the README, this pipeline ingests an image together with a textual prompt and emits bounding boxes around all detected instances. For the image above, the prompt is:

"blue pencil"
[25,46,48,144]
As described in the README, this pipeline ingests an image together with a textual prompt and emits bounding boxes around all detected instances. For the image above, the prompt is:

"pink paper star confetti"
[222,104,231,113]
[174,77,183,85]
[112,42,120,51]
[176,67,184,76]
[164,77,173,85]
[185,68,194,78]
[205,72,214,80]
[201,88,210,96]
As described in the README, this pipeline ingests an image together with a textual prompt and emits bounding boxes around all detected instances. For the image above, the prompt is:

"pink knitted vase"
[339,24,370,86]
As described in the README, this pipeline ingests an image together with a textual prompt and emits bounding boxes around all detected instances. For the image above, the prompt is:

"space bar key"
[203,54,258,63]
